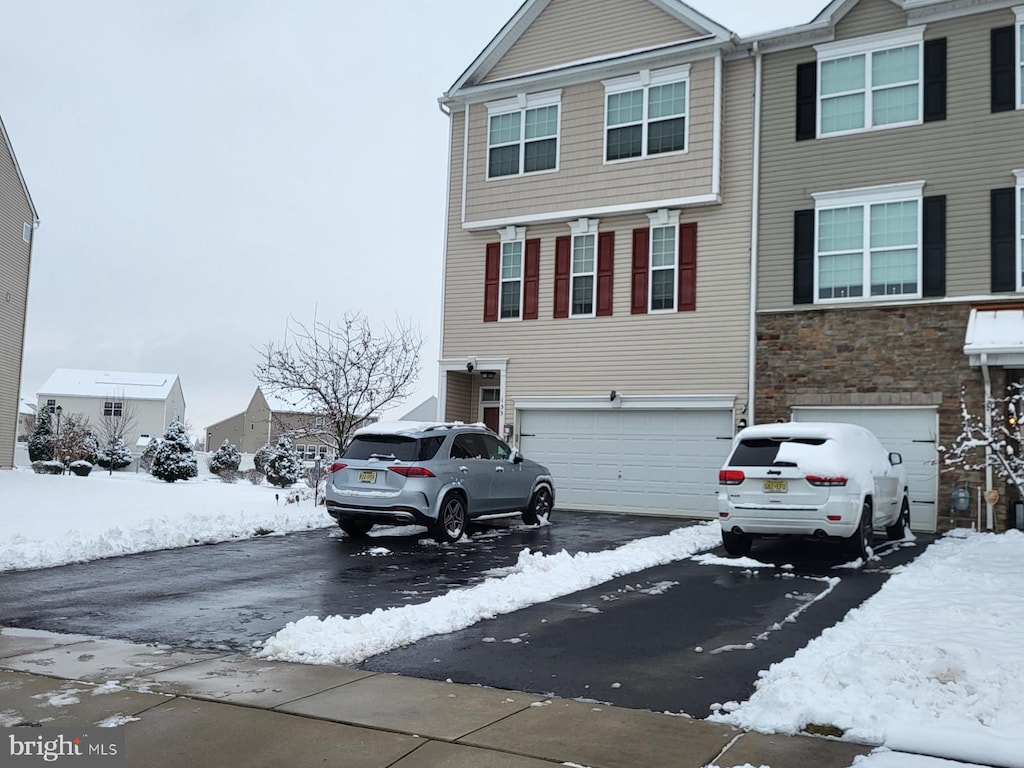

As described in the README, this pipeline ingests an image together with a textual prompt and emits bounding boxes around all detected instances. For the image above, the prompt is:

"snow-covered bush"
[943,382,1024,498]
[69,460,93,477]
[31,460,63,475]
[150,421,198,483]
[28,410,54,462]
[96,437,132,471]
[208,439,242,475]
[243,468,263,485]
[139,438,161,471]
[217,469,239,484]
[253,444,274,475]
[264,437,303,488]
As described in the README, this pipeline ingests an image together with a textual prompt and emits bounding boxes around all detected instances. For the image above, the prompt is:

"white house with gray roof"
[36,368,186,451]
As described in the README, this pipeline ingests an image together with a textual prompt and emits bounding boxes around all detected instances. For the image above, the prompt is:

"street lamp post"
[53,405,63,473]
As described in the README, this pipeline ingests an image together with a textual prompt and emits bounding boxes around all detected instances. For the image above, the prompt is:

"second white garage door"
[792,406,938,532]
[517,407,734,518]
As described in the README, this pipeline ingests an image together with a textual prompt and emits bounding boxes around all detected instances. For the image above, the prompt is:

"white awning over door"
[964,308,1024,367]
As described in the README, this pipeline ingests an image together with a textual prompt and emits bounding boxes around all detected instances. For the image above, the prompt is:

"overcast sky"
[1,0,826,435]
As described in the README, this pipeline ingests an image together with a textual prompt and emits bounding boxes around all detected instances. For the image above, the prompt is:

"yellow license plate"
[358,471,377,484]
[763,479,788,493]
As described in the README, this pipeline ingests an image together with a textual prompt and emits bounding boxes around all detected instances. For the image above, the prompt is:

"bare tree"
[97,392,139,446]
[942,382,1024,498]
[254,313,423,454]
[53,412,99,468]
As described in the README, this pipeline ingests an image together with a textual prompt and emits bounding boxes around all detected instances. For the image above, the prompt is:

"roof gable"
[38,368,178,401]
[0,113,39,223]
[448,0,735,95]
[257,386,317,415]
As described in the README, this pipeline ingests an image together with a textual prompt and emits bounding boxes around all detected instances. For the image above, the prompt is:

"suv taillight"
[806,475,848,487]
[327,462,347,473]
[388,466,435,478]
[719,469,745,485]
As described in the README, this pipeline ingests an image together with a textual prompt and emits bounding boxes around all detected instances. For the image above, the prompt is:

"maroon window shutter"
[678,223,697,312]
[523,238,541,320]
[554,236,571,319]
[484,243,500,322]
[631,228,649,315]
[596,231,615,316]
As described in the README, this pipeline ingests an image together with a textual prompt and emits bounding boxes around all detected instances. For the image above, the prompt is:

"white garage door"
[518,408,734,518]
[792,407,938,532]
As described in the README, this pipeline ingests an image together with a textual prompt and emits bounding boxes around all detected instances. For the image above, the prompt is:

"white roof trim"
[0,113,39,223]
[964,308,1024,366]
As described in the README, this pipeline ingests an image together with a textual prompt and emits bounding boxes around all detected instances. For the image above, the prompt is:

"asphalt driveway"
[0,511,932,716]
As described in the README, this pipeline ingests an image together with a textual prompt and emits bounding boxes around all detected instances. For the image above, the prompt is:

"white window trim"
[815,26,926,138]
[603,64,690,165]
[647,208,680,313]
[1015,6,1024,109]
[812,182,925,305]
[568,218,599,318]
[1014,168,1024,291]
[498,225,525,322]
[485,90,561,180]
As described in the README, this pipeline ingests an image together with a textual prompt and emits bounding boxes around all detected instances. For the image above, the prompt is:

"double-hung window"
[103,401,123,417]
[813,182,924,302]
[648,209,679,311]
[1018,8,1024,107]
[816,28,924,136]
[570,219,598,316]
[1017,170,1024,291]
[486,91,560,178]
[604,65,689,162]
[500,240,524,320]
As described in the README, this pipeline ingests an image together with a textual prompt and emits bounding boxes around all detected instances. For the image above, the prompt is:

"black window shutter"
[796,62,817,141]
[991,26,1016,113]
[922,195,946,297]
[923,39,947,122]
[991,187,1017,292]
[794,209,815,304]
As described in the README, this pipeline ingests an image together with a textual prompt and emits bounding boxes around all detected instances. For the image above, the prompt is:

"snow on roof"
[964,307,1024,366]
[18,398,35,416]
[260,388,316,413]
[38,368,178,401]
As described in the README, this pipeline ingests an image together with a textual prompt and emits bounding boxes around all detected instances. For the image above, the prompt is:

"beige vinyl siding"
[206,413,245,455]
[484,0,700,83]
[466,58,718,224]
[443,60,755,421]
[0,137,33,470]
[833,0,909,40]
[757,6,1024,310]
[445,375,472,423]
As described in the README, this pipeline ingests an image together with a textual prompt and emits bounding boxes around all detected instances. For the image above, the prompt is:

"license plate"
[358,471,377,484]
[763,479,788,493]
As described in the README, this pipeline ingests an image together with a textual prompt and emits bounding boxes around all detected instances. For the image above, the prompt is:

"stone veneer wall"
[755,303,1017,532]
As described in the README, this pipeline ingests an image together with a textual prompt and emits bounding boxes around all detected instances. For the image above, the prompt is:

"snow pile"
[710,530,1024,768]
[0,469,329,572]
[257,522,724,665]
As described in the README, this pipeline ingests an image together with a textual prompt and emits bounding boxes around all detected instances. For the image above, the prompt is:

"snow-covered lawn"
[3,465,1023,768]
[0,467,328,572]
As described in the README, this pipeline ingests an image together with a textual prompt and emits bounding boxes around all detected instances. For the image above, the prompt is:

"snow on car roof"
[353,420,489,437]
[736,421,872,441]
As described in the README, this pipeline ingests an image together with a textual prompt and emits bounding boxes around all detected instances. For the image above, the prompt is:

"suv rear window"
[343,435,445,462]
[728,437,826,467]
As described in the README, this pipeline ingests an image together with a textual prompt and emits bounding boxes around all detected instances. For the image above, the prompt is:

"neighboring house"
[438,0,756,518]
[398,396,439,422]
[752,0,1024,533]
[36,369,186,452]
[0,114,38,470]
[16,397,35,442]
[205,387,376,461]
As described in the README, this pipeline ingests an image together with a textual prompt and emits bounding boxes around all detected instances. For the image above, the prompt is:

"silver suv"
[325,421,555,543]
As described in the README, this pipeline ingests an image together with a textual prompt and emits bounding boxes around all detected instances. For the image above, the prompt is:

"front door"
[480,387,501,433]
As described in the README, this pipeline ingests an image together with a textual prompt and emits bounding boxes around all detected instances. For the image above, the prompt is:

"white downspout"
[712,52,723,198]
[438,99,456,423]
[981,353,994,530]
[747,42,762,427]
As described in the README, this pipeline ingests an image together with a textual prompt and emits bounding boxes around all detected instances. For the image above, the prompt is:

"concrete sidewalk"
[0,626,872,768]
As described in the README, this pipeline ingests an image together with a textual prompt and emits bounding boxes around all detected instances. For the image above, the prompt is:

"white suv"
[717,422,909,558]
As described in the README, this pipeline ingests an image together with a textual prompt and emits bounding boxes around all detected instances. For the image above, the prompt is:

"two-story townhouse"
[438,0,758,518]
[37,368,186,452]
[0,114,38,470]
[752,0,1024,533]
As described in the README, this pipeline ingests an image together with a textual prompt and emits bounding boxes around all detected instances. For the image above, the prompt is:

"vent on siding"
[23,223,32,243]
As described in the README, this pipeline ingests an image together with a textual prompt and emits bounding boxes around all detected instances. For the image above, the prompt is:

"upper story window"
[46,399,56,414]
[816,27,924,137]
[604,65,689,162]
[103,401,123,417]
[500,239,523,320]
[813,182,924,303]
[648,209,679,312]
[1017,8,1024,107]
[486,90,560,179]
[569,218,598,317]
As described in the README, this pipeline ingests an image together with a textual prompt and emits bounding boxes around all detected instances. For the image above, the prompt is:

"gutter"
[980,353,994,530]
